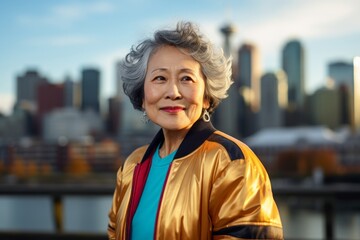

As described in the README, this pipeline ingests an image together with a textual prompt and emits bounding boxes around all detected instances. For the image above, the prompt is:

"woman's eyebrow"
[150,67,197,74]
[150,68,167,74]
[180,68,196,73]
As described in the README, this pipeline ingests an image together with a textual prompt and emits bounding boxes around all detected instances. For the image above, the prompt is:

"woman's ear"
[203,96,210,110]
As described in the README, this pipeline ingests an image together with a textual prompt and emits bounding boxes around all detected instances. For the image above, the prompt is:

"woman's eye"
[154,76,165,81]
[181,76,193,81]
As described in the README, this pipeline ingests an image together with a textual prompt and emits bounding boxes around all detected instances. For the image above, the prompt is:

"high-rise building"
[259,71,288,129]
[16,69,47,106]
[15,69,48,135]
[282,40,305,108]
[107,96,121,136]
[338,85,351,126]
[308,86,341,129]
[37,83,65,114]
[64,76,77,108]
[238,86,258,138]
[328,60,360,130]
[81,68,100,113]
[37,82,65,135]
[0,109,27,141]
[213,23,239,136]
[328,61,354,89]
[354,57,360,131]
[237,43,261,111]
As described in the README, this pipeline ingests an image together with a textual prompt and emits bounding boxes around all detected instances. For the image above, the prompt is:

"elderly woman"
[108,22,283,240]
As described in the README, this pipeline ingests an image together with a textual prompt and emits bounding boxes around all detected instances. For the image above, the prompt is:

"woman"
[108,21,283,240]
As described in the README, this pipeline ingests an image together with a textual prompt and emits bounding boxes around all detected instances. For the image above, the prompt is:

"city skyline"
[1,0,360,115]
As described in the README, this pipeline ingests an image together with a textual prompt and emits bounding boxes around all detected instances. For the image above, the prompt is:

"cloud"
[28,35,94,47]
[236,0,360,53]
[52,1,113,22]
[17,1,115,27]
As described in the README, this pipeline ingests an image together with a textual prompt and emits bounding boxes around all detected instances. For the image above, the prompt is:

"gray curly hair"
[120,21,233,114]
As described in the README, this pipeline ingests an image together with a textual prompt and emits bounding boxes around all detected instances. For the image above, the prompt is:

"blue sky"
[1,0,360,115]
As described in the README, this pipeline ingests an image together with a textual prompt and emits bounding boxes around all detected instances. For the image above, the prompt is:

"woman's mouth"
[160,106,185,113]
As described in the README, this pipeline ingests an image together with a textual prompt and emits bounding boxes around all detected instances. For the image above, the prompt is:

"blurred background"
[1,0,360,239]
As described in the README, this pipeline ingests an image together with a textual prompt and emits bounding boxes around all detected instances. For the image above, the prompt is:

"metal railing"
[0,184,113,240]
[1,182,360,240]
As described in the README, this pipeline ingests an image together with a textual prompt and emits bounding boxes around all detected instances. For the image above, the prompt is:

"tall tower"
[328,61,354,89]
[16,69,47,106]
[259,71,288,129]
[81,68,100,113]
[214,23,239,136]
[237,43,261,111]
[328,60,360,131]
[15,69,48,135]
[37,82,65,135]
[282,40,305,108]
[354,57,360,131]
[309,86,341,129]
[220,24,236,56]
[64,76,76,108]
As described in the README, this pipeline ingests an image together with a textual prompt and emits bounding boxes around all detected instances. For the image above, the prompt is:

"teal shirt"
[131,145,177,240]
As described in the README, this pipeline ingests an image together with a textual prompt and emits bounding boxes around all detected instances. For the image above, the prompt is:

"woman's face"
[143,45,209,131]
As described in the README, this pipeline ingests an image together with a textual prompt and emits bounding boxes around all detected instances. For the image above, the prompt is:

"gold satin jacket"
[108,120,283,240]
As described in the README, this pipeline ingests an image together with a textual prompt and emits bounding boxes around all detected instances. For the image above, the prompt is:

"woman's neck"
[159,128,189,158]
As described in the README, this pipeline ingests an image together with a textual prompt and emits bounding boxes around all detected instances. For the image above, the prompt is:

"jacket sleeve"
[209,144,283,239]
[108,166,122,240]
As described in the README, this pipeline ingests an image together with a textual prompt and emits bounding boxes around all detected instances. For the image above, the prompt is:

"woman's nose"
[166,81,182,100]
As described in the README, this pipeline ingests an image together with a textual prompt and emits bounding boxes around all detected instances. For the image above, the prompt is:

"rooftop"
[245,126,350,147]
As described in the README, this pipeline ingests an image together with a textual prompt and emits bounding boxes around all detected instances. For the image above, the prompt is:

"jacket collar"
[141,119,216,162]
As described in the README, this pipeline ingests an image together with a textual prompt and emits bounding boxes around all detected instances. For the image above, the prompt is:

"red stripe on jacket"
[126,154,153,240]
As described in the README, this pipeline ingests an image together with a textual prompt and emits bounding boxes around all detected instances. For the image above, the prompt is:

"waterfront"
[0,190,359,239]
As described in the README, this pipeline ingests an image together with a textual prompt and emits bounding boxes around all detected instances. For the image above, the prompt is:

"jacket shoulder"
[207,131,249,161]
[124,145,148,166]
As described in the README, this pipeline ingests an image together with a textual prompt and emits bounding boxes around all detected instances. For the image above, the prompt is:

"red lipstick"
[160,106,185,113]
